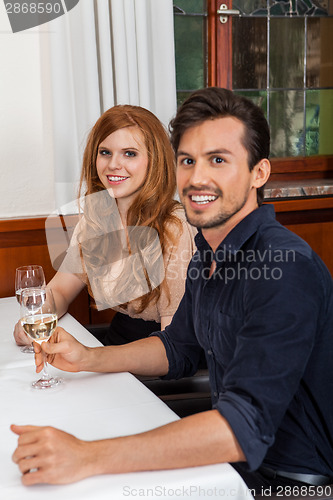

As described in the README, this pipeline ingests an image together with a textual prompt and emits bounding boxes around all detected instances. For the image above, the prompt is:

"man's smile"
[189,194,218,205]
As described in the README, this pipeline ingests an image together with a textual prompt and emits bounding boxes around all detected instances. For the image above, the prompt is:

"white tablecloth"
[0,297,253,500]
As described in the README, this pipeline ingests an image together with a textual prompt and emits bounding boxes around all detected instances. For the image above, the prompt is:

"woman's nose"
[107,155,122,170]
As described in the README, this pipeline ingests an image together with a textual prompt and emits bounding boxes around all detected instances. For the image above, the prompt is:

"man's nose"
[189,161,211,186]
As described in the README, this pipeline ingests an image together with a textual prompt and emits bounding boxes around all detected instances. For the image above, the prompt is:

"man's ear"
[252,159,271,188]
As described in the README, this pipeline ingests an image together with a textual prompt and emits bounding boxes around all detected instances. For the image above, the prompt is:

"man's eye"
[212,156,224,164]
[181,158,194,166]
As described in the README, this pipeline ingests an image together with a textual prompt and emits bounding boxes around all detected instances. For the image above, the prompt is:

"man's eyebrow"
[177,148,233,157]
[176,150,189,158]
[205,149,233,156]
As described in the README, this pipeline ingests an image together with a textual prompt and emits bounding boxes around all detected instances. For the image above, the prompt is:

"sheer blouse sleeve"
[157,210,197,319]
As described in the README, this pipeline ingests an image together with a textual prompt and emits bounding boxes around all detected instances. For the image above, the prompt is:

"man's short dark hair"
[169,87,270,205]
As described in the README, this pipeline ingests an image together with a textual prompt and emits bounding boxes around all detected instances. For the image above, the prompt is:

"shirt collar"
[194,204,276,260]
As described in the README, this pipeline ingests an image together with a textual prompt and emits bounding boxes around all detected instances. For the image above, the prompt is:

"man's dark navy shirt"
[153,204,333,475]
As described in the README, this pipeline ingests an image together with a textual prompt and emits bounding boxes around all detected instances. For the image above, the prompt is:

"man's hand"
[13,321,31,346]
[34,327,92,373]
[11,425,95,485]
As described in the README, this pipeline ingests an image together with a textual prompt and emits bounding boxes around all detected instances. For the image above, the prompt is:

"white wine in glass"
[15,265,46,353]
[20,288,63,389]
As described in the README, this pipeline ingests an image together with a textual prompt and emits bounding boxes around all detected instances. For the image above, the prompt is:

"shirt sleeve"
[214,252,327,471]
[157,216,196,319]
[152,263,204,379]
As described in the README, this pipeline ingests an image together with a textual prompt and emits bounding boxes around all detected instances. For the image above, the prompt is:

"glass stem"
[41,346,50,380]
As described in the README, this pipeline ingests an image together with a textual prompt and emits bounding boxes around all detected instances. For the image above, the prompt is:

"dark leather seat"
[137,369,212,417]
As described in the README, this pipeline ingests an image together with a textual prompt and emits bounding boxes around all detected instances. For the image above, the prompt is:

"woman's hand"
[13,320,31,346]
[34,327,92,373]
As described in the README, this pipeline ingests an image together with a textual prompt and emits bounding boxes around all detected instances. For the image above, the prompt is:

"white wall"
[0,0,177,219]
[0,3,56,218]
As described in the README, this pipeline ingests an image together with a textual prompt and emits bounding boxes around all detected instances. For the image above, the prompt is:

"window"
[174,0,333,159]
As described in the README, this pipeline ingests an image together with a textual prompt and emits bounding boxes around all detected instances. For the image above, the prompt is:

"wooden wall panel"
[0,217,91,325]
[271,198,333,276]
[1,199,332,328]
[282,221,333,276]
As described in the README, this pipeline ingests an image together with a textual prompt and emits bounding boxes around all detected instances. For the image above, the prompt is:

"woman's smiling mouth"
[107,175,129,183]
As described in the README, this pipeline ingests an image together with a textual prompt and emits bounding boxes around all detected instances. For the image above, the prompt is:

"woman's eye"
[125,151,136,158]
[99,149,110,156]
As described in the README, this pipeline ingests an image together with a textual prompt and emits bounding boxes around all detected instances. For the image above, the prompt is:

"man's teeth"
[190,195,218,204]
[107,176,127,181]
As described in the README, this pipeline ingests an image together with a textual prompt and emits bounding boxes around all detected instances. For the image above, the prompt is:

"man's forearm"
[84,336,169,376]
[86,410,245,476]
[12,410,246,486]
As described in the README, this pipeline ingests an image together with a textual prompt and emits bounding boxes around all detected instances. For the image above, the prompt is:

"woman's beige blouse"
[62,208,196,323]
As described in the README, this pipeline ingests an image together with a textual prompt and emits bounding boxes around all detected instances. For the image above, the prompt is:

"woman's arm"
[48,271,86,318]
[160,315,172,330]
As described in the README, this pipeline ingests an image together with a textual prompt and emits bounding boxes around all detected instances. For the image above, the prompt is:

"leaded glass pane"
[176,91,194,108]
[306,90,320,154]
[317,89,333,154]
[234,90,268,115]
[233,0,269,15]
[305,89,333,156]
[232,18,267,89]
[173,1,206,14]
[174,15,205,90]
[269,91,305,157]
[307,18,333,88]
[268,0,329,16]
[270,18,304,89]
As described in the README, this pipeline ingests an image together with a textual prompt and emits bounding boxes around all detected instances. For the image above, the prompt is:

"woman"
[14,105,196,345]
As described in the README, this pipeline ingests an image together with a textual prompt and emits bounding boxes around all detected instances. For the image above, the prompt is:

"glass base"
[31,377,63,390]
[21,345,34,354]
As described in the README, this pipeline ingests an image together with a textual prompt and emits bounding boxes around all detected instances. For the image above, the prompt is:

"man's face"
[176,116,259,232]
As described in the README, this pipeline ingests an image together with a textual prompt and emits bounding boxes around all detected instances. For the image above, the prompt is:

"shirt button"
[213,391,218,398]
[207,349,212,355]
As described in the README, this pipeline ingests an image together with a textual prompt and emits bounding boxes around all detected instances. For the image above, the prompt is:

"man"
[12,88,333,493]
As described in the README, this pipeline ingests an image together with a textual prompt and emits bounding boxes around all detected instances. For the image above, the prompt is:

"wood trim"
[275,208,333,225]
[215,0,233,89]
[269,197,333,213]
[270,155,333,174]
[207,0,217,86]
[208,0,233,88]
[0,215,79,249]
[0,217,47,233]
[0,214,79,233]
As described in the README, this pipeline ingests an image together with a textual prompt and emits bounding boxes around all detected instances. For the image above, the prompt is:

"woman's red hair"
[79,105,182,313]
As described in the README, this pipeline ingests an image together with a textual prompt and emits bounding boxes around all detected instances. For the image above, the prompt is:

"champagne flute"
[20,287,63,389]
[15,265,46,353]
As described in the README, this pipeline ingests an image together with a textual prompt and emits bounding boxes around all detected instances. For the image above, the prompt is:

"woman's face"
[96,126,149,213]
